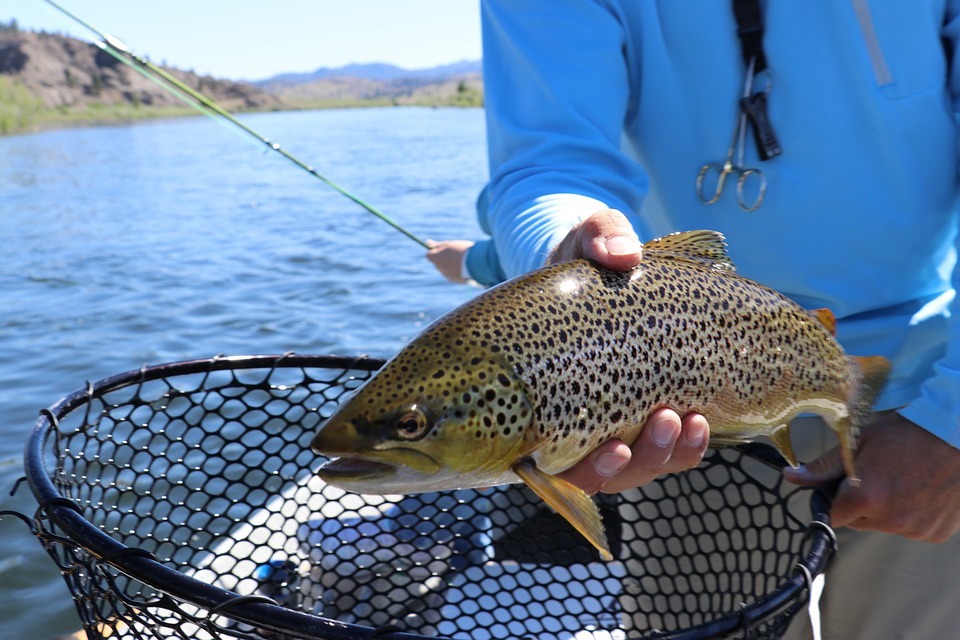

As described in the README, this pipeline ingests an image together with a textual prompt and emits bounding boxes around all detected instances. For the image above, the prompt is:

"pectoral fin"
[512,458,612,561]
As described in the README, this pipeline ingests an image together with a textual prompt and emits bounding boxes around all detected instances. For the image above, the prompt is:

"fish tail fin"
[839,355,892,486]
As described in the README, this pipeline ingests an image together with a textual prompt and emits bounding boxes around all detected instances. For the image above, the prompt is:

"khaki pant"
[618,415,960,639]
[783,416,960,640]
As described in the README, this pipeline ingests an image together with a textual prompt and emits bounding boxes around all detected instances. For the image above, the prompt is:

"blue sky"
[3,0,483,81]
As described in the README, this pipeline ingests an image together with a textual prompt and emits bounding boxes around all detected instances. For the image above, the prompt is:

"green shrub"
[0,76,42,134]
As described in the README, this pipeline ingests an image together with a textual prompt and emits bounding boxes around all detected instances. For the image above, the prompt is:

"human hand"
[559,408,710,495]
[784,413,960,542]
[546,208,644,271]
[426,239,475,284]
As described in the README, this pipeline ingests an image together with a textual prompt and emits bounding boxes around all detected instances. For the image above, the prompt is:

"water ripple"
[0,107,487,639]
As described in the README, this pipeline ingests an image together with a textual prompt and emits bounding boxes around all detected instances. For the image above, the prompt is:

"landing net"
[13,354,835,639]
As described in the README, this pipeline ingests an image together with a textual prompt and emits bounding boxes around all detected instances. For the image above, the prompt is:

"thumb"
[548,209,642,271]
[782,447,846,487]
[583,209,643,271]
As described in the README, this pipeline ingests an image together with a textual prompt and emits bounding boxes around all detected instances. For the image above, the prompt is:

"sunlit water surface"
[0,107,487,639]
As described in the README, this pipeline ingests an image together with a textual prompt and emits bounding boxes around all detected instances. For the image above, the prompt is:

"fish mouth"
[317,457,397,482]
[317,448,442,486]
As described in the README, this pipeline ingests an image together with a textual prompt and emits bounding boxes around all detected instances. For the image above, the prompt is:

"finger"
[581,209,643,270]
[835,497,955,542]
[600,408,681,493]
[549,209,642,271]
[558,439,631,496]
[782,446,846,487]
[821,479,868,530]
[819,472,903,535]
[665,412,710,472]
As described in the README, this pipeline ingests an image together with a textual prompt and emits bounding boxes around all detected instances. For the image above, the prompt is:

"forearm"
[480,0,649,278]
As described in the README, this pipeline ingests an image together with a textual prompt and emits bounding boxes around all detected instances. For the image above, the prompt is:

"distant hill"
[0,28,284,114]
[255,60,482,87]
[0,23,483,135]
[253,61,484,107]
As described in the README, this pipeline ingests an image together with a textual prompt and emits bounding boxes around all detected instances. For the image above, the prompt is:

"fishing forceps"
[696,57,767,212]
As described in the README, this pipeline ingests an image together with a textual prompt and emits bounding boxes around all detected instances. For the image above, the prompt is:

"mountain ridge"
[254,60,481,87]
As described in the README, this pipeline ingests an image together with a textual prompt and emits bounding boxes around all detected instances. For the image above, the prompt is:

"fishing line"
[42,0,430,249]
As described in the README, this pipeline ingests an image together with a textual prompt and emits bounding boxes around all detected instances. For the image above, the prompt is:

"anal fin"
[770,425,799,468]
[512,459,612,561]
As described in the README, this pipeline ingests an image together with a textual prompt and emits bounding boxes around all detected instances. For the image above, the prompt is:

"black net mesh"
[16,354,835,640]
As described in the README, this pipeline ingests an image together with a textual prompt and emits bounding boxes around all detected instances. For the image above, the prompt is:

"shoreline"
[0,100,483,139]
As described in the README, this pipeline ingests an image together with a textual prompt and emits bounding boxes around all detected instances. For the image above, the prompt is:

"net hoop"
[19,354,837,640]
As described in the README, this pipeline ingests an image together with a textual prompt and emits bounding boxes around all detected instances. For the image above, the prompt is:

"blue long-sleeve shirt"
[471,0,960,448]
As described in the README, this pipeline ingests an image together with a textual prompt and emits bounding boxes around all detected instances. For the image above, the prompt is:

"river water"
[0,107,487,639]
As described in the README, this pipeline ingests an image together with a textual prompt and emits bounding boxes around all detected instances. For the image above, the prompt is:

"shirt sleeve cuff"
[897,402,960,450]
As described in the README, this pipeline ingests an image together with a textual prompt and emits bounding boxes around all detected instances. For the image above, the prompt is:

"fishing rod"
[42,0,430,250]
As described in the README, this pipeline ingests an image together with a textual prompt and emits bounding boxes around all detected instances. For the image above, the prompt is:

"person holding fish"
[420,2,960,639]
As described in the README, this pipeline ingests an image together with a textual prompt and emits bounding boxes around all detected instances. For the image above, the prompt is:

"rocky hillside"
[0,24,483,135]
[0,28,284,112]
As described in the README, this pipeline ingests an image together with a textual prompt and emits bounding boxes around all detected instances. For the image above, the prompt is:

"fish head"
[311,345,534,494]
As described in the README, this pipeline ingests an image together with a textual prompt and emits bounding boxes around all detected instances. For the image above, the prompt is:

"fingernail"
[783,464,806,477]
[605,235,641,256]
[651,418,676,447]
[685,420,708,448]
[595,452,629,477]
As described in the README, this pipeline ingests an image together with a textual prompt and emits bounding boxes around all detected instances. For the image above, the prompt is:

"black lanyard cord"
[732,0,781,161]
[733,0,768,74]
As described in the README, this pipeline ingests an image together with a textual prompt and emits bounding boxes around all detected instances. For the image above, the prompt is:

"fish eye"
[396,406,428,440]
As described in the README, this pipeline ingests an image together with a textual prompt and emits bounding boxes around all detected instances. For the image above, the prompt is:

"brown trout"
[312,230,889,560]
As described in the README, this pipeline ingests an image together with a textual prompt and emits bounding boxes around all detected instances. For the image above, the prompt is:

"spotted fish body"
[312,231,889,560]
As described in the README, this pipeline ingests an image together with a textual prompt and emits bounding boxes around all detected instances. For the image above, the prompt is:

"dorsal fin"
[809,308,837,336]
[642,230,734,271]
